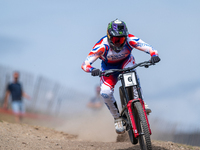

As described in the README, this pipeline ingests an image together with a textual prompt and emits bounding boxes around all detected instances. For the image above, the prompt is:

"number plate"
[123,72,137,87]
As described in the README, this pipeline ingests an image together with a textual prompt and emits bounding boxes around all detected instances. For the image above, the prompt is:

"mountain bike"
[99,60,156,150]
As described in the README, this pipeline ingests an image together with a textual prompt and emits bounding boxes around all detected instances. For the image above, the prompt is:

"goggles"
[111,36,126,45]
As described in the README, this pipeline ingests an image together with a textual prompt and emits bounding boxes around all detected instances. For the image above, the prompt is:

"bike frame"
[119,70,152,138]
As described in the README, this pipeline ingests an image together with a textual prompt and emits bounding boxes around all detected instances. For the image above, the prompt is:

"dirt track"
[0,108,200,150]
[0,120,200,150]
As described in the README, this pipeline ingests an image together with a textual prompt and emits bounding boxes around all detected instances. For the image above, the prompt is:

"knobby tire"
[134,101,152,150]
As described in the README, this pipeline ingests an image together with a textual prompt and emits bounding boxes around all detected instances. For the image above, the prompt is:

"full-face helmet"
[107,19,128,53]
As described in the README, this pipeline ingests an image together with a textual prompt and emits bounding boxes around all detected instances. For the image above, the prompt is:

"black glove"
[151,56,160,64]
[91,68,100,76]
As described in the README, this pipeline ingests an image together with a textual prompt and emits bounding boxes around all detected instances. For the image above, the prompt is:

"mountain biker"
[81,19,160,134]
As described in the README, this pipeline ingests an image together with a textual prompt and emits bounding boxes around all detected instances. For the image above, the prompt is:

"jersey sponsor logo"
[107,52,129,60]
[135,43,152,48]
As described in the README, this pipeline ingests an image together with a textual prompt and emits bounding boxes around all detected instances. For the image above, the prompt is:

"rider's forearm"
[81,50,102,72]
[81,61,95,73]
[133,38,158,56]
[82,45,105,73]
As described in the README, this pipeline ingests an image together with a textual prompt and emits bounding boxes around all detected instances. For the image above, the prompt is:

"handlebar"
[100,60,154,77]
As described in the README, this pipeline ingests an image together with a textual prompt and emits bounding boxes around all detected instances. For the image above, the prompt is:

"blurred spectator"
[3,71,30,123]
[87,85,104,109]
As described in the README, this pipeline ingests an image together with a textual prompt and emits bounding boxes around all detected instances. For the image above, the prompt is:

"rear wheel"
[119,87,138,144]
[134,101,152,150]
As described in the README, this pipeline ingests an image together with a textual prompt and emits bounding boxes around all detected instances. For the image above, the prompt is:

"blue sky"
[1,0,200,127]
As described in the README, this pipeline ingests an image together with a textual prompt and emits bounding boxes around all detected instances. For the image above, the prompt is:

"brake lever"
[99,71,111,77]
[140,61,153,68]
[100,70,115,77]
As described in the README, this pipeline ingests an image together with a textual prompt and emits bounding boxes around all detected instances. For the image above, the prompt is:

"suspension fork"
[126,98,152,138]
[120,92,140,138]
[134,72,152,135]
[136,98,152,135]
[127,99,140,138]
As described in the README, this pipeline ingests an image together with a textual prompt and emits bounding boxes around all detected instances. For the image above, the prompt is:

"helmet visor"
[111,36,126,46]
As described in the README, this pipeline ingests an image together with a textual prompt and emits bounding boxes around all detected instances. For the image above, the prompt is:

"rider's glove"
[91,68,100,76]
[151,56,160,64]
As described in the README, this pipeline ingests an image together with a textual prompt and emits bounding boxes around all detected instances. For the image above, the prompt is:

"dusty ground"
[0,121,200,150]
[0,109,200,150]
[1,120,200,150]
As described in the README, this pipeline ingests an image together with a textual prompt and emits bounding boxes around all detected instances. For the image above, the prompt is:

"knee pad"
[100,84,115,103]
[100,82,120,118]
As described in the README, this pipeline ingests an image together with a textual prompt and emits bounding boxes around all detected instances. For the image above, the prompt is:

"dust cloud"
[56,106,117,142]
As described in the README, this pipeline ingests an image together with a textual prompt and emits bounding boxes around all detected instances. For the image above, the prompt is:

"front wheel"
[134,101,152,150]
